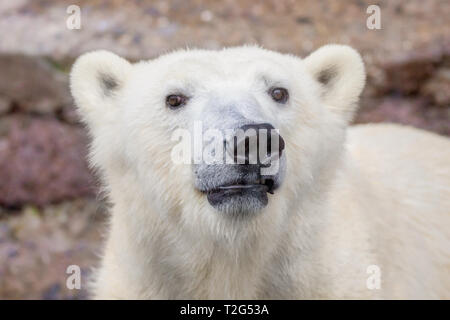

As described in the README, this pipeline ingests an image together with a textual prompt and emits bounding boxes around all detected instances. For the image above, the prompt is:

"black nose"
[231,123,285,165]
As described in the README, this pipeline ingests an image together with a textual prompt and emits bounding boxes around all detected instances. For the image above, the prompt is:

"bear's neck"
[101,185,329,299]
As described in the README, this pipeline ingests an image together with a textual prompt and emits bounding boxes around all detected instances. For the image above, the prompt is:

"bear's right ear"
[70,50,131,127]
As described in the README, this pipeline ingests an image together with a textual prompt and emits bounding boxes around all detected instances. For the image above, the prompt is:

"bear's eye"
[166,94,187,109]
[269,87,289,104]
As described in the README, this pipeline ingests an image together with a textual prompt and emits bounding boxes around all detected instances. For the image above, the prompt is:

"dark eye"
[269,87,289,104]
[166,94,187,109]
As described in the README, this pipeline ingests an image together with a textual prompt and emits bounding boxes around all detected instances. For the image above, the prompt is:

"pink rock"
[0,115,96,207]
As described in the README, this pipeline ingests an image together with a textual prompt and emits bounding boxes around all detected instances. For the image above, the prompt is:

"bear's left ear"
[304,45,366,122]
[70,50,131,128]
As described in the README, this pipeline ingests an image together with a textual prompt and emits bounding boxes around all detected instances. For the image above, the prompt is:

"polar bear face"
[71,45,365,237]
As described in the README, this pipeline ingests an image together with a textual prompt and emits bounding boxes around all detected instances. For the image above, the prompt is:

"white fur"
[71,45,450,299]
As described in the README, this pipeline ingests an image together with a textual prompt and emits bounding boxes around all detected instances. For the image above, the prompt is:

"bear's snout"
[230,123,285,165]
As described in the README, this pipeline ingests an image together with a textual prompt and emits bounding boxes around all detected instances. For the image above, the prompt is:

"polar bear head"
[71,45,365,239]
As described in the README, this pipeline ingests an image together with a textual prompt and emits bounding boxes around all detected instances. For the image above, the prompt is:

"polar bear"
[70,45,450,299]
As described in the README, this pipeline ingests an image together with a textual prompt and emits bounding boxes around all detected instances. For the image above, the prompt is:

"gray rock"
[0,55,70,115]
[421,67,450,107]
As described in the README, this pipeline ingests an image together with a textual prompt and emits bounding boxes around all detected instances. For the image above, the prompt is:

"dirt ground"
[0,0,449,299]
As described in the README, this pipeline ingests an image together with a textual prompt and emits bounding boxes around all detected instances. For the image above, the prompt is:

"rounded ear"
[304,45,366,122]
[70,50,131,127]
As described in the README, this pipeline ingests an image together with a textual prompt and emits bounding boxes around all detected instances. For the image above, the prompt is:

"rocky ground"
[0,0,448,299]
[0,200,106,299]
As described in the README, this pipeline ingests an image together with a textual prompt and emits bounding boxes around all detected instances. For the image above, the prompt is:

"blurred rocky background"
[0,0,449,299]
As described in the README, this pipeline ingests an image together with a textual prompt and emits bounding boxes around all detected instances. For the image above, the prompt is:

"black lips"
[206,185,269,207]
